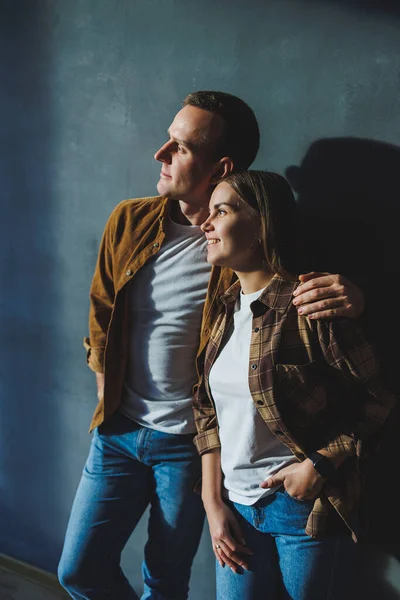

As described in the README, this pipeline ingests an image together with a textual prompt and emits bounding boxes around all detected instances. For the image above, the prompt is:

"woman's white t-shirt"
[209,287,295,505]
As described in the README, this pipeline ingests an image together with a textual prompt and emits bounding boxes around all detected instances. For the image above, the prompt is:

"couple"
[58,91,394,599]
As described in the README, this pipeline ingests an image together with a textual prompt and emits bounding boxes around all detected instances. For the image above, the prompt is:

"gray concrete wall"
[1,1,399,597]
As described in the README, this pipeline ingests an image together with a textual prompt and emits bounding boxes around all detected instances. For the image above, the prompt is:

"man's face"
[154,105,225,205]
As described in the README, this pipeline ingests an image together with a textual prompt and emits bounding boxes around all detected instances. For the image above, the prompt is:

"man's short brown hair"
[182,91,260,171]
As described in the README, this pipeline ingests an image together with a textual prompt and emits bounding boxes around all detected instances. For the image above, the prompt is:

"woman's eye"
[217,209,226,216]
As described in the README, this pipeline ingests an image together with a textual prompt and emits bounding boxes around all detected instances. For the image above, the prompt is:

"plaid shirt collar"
[221,275,299,315]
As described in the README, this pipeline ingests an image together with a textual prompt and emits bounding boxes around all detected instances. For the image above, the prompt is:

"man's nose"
[154,141,172,163]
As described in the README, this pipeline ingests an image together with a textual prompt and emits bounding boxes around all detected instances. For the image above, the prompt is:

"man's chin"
[156,180,164,195]
[156,180,173,197]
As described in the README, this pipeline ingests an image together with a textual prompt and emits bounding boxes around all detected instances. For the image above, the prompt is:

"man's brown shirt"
[85,195,233,431]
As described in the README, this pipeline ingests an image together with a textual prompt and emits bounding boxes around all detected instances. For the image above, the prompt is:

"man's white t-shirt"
[121,215,211,434]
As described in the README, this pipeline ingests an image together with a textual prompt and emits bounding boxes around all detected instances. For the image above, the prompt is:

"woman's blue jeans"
[216,490,355,600]
[58,411,204,600]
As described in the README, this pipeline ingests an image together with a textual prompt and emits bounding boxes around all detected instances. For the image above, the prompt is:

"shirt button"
[251,364,257,370]
[153,242,159,248]
[254,327,260,333]
[126,269,132,276]
[256,400,264,406]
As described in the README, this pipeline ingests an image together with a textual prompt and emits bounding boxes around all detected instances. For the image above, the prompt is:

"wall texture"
[1,0,400,598]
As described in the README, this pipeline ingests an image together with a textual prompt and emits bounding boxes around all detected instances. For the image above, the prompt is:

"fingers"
[212,527,253,573]
[293,273,352,318]
[295,297,351,318]
[304,306,353,320]
[298,271,328,284]
[260,472,283,489]
[259,476,274,489]
[213,538,252,572]
[229,520,251,556]
[213,543,225,568]
[223,535,252,557]
[297,273,364,318]
[294,279,345,305]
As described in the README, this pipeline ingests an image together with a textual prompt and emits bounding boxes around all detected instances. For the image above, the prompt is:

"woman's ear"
[210,157,234,184]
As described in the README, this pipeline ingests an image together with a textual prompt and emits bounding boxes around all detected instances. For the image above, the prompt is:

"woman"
[194,171,396,600]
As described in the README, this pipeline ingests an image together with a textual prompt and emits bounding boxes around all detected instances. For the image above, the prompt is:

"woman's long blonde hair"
[224,170,299,279]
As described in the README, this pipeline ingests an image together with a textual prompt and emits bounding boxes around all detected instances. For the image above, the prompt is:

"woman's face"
[201,181,261,271]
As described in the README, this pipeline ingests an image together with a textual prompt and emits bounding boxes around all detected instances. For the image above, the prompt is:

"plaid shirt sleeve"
[193,374,221,455]
[314,317,397,449]
[319,433,357,459]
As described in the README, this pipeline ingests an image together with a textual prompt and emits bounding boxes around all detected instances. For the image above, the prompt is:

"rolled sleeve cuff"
[321,434,356,458]
[83,337,105,373]
[194,427,221,455]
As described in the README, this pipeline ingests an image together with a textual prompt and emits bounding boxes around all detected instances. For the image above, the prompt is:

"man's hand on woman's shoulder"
[292,272,365,320]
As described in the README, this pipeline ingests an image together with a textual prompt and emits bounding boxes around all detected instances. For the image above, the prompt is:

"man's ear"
[210,157,234,184]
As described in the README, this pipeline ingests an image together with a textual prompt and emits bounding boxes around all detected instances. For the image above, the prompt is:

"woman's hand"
[204,499,253,572]
[260,460,324,500]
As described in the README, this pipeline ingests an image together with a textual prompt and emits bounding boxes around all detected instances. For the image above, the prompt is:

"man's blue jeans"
[216,490,355,600]
[58,411,204,600]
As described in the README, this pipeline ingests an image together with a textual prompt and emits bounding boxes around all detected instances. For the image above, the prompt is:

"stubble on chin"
[156,179,166,196]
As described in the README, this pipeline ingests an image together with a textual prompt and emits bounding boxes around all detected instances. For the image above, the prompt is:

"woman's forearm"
[201,448,252,571]
[201,449,224,507]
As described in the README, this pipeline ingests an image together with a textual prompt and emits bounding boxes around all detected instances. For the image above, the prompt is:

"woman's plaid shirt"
[193,276,397,540]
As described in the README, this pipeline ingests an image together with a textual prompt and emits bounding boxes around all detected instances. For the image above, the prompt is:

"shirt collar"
[159,197,171,228]
[221,275,299,314]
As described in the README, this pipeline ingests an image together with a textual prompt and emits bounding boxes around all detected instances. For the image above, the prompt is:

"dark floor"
[0,565,67,600]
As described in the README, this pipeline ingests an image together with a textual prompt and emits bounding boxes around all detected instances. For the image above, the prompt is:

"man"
[58,91,363,600]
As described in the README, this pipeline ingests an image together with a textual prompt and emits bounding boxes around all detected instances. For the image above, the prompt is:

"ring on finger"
[215,544,221,550]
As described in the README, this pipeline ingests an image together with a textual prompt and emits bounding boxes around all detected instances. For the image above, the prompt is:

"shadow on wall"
[286,137,400,386]
[286,137,400,598]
